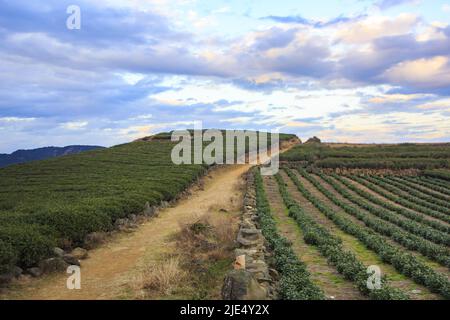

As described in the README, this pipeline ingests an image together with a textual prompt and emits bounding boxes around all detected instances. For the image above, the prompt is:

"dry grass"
[140,257,187,296]
[178,212,238,261]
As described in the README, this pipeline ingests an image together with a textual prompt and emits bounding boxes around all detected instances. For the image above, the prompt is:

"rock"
[160,201,169,208]
[38,258,69,274]
[63,254,80,266]
[84,232,106,249]
[411,289,422,294]
[268,268,280,281]
[234,255,246,270]
[115,218,127,227]
[222,270,268,300]
[305,136,321,144]
[71,247,88,260]
[246,261,269,280]
[143,204,157,217]
[219,208,229,213]
[12,266,23,278]
[53,247,65,258]
[0,273,14,286]
[26,267,42,278]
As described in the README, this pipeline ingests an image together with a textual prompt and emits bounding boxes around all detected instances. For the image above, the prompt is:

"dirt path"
[3,164,251,300]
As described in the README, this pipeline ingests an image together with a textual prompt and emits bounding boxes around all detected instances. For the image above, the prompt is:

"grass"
[0,131,296,272]
[281,143,450,169]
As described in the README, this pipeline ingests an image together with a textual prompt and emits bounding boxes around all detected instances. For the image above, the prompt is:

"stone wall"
[222,172,277,300]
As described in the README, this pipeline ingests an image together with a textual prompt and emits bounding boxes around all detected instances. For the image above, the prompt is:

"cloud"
[382,56,450,89]
[1,0,450,151]
[376,0,421,10]
[261,14,367,28]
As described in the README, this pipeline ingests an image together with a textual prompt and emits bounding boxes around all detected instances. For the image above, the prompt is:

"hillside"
[0,131,297,274]
[0,146,104,168]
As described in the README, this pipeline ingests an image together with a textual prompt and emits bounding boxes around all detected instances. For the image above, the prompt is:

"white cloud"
[61,121,88,130]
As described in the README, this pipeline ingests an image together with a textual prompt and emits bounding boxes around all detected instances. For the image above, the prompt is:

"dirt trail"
[4,164,251,300]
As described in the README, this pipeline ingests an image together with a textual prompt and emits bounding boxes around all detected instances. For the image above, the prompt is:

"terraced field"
[256,142,450,300]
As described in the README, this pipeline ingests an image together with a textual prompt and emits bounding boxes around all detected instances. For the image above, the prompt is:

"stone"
[115,218,127,227]
[0,273,14,286]
[246,261,269,280]
[38,258,68,274]
[143,203,157,217]
[63,254,80,266]
[411,289,422,294]
[53,247,65,258]
[222,270,267,300]
[71,247,88,260]
[12,266,23,278]
[84,232,106,249]
[26,267,42,278]
[234,255,246,270]
[219,208,229,213]
[268,268,280,281]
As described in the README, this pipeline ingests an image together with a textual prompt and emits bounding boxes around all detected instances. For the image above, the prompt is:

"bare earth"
[3,164,250,300]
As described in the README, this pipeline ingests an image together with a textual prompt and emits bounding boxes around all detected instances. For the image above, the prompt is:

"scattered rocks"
[71,247,88,260]
[38,258,68,274]
[53,247,65,258]
[26,267,43,278]
[0,273,14,286]
[83,232,107,249]
[63,254,80,266]
[146,202,157,217]
[12,266,23,278]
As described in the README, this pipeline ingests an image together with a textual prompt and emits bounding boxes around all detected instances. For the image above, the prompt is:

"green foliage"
[356,176,450,224]
[392,176,450,202]
[284,168,450,299]
[0,140,207,270]
[254,168,325,300]
[0,131,298,271]
[280,144,450,169]
[301,171,450,268]
[424,170,450,182]
[0,240,17,274]
[0,223,56,267]
[405,176,450,197]
[380,176,450,211]
[274,170,408,300]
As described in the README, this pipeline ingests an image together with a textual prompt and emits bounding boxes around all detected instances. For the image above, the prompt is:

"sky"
[0,0,450,152]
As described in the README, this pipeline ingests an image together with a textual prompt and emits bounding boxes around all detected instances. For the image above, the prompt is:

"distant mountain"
[0,145,104,168]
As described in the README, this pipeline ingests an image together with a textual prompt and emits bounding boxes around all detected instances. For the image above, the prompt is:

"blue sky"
[0,0,450,152]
